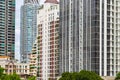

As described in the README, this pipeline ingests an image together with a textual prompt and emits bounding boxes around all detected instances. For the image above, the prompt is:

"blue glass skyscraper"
[20,0,39,63]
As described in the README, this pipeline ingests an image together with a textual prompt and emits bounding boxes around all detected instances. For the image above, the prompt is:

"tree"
[1,73,21,80]
[0,67,21,80]
[59,70,103,80]
[0,67,4,75]
[9,73,21,80]
[0,66,5,80]
[79,70,103,80]
[115,72,120,80]
[59,72,72,80]
[28,76,36,80]
[1,74,9,80]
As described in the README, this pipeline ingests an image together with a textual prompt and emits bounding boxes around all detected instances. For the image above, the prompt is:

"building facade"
[37,0,59,80]
[0,56,29,75]
[20,0,39,63]
[29,40,37,76]
[59,0,83,74]
[0,0,15,59]
[60,0,120,76]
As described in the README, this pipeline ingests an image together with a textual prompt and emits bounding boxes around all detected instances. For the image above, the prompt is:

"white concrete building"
[37,0,59,80]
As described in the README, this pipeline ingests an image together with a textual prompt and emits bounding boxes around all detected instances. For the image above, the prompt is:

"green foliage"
[59,70,103,80]
[79,70,103,80]
[0,67,21,80]
[28,76,36,80]
[1,74,9,80]
[0,67,4,75]
[9,73,21,80]
[1,73,21,80]
[0,66,5,80]
[115,72,120,80]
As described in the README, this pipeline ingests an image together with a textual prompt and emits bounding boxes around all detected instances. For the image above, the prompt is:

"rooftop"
[24,0,39,4]
[0,56,10,58]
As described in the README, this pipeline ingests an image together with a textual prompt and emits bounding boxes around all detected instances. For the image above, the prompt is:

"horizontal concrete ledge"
[102,76,115,80]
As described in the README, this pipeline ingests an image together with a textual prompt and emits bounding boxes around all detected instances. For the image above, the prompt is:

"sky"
[15,0,45,60]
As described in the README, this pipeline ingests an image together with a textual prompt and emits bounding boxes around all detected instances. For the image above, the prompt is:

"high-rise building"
[0,0,15,59]
[37,0,59,79]
[60,0,120,76]
[59,0,83,74]
[20,0,39,63]
[29,40,37,76]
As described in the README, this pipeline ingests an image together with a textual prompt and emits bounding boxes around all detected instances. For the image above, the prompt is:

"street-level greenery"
[28,76,36,80]
[115,72,120,80]
[0,66,21,80]
[59,70,103,80]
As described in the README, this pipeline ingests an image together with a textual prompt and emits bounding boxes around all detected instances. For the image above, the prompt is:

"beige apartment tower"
[37,0,59,80]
